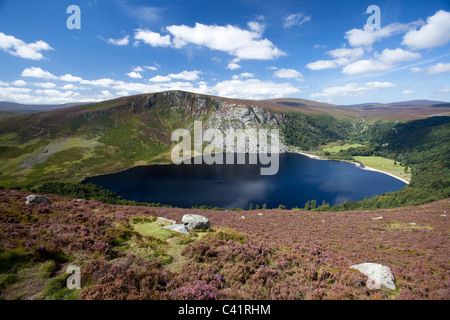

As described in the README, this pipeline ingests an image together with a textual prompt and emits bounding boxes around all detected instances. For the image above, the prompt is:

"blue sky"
[0,0,449,105]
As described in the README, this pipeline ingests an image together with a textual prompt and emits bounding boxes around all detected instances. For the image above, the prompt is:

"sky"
[0,0,449,105]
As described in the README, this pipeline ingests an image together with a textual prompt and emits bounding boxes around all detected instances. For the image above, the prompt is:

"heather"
[0,189,448,300]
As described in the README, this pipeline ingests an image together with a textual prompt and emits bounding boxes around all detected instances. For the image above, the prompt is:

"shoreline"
[293,150,410,185]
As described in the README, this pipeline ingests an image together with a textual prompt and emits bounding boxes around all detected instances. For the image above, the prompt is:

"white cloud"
[305,60,339,70]
[21,67,57,79]
[207,79,301,100]
[150,70,201,82]
[133,66,144,72]
[134,29,171,47]
[328,48,365,60]
[239,72,254,78]
[402,10,450,50]
[59,74,83,82]
[377,48,421,65]
[273,68,303,81]
[341,48,421,75]
[11,80,27,86]
[345,22,420,48]
[166,23,285,60]
[145,65,158,71]
[306,48,364,71]
[116,90,130,97]
[310,81,397,98]
[247,21,265,34]
[403,90,414,95]
[168,70,200,81]
[127,71,143,79]
[0,32,53,60]
[80,78,117,87]
[283,13,311,28]
[427,62,450,75]
[0,81,8,86]
[342,60,390,75]
[107,35,130,46]
[149,75,172,82]
[35,82,56,89]
[410,67,422,73]
[227,62,241,70]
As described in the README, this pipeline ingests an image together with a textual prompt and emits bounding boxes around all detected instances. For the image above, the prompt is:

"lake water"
[83,153,407,209]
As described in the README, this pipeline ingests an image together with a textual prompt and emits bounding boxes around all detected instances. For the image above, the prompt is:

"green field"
[353,156,411,182]
[322,143,365,153]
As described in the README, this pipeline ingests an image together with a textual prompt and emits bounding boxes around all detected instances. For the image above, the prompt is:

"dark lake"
[83,153,407,209]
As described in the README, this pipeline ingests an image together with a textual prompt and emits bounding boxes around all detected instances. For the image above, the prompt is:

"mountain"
[0,101,90,114]
[0,90,449,188]
[0,111,21,120]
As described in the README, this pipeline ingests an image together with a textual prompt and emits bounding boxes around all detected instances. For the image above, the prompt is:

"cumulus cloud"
[345,22,420,48]
[21,67,57,79]
[403,90,414,95]
[341,48,421,75]
[59,74,83,82]
[107,35,130,46]
[35,82,57,89]
[283,13,311,28]
[306,48,364,71]
[273,68,303,81]
[11,80,27,87]
[402,10,450,50]
[0,32,53,60]
[149,70,200,82]
[127,71,143,79]
[134,29,171,47]
[207,79,301,100]
[149,75,172,82]
[168,70,201,81]
[80,78,117,87]
[227,62,241,70]
[166,23,285,60]
[310,81,397,98]
[427,62,450,75]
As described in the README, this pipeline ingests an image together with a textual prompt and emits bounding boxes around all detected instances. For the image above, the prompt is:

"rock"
[372,216,383,220]
[350,263,396,290]
[163,224,189,235]
[25,195,52,205]
[257,213,263,216]
[157,217,177,225]
[182,214,210,230]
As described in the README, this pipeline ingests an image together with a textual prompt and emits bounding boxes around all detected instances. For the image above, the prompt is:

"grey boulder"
[163,224,189,235]
[182,214,210,230]
[350,263,396,290]
[25,195,52,205]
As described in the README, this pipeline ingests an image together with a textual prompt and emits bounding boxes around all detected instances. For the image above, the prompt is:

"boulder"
[163,224,189,235]
[350,263,396,290]
[25,195,52,205]
[182,214,210,230]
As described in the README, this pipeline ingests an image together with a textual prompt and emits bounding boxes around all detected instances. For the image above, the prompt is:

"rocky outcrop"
[25,195,52,205]
[350,263,396,290]
[163,223,189,235]
[182,214,210,230]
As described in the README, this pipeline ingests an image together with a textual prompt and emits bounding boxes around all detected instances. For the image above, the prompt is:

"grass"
[353,156,412,181]
[132,221,175,241]
[322,143,365,153]
[385,221,433,231]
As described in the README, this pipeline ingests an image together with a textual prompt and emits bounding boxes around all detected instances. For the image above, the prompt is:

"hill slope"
[0,189,448,300]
